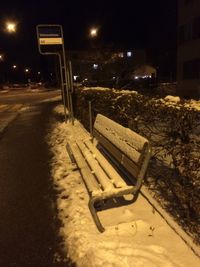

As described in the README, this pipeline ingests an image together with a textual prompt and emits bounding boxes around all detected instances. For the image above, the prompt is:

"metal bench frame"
[67,114,151,232]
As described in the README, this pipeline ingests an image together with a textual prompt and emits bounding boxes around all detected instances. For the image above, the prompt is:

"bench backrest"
[93,114,151,191]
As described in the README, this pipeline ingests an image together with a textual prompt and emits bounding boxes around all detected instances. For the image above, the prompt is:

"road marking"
[0,104,9,112]
[9,104,23,111]
[0,104,23,112]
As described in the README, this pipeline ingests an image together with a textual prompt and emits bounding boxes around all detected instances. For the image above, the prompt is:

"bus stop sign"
[37,25,63,45]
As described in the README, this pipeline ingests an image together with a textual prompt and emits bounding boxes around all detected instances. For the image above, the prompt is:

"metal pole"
[60,26,70,115]
[89,101,93,138]
[69,61,74,93]
[69,61,75,124]
[58,53,67,122]
[69,93,74,125]
[66,67,74,124]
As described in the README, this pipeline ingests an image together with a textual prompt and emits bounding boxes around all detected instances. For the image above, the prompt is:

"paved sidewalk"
[0,102,72,266]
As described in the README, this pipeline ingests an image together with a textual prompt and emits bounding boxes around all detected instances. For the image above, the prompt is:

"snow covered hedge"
[74,86,200,245]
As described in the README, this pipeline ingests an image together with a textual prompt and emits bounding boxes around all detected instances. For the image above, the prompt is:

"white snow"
[47,104,200,267]
[184,99,200,111]
[164,95,181,103]
[83,87,111,92]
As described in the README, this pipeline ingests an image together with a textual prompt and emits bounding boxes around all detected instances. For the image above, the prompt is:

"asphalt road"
[0,100,73,266]
[0,88,61,105]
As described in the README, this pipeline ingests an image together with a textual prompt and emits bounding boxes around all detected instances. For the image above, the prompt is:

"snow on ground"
[46,104,200,267]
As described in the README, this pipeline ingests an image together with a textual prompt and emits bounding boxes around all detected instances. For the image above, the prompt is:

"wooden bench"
[66,114,151,232]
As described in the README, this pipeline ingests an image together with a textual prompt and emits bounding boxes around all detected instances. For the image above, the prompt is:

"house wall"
[177,0,200,97]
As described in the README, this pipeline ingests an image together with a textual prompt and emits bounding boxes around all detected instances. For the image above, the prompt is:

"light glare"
[6,22,16,33]
[90,28,98,37]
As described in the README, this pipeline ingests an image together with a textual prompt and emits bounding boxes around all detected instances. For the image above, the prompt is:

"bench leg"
[89,198,105,233]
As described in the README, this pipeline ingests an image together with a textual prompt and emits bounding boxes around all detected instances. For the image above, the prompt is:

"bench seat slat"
[93,129,139,178]
[69,142,102,196]
[76,141,114,192]
[84,140,127,188]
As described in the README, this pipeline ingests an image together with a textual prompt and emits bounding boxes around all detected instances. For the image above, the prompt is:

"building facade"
[69,49,146,83]
[177,0,200,97]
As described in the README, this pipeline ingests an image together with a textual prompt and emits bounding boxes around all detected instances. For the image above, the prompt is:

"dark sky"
[0,0,177,72]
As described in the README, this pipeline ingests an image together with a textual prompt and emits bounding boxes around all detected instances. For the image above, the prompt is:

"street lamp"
[90,27,98,38]
[6,22,17,33]
[12,64,17,69]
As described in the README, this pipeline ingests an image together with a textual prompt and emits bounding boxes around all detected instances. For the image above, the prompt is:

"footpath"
[0,102,72,266]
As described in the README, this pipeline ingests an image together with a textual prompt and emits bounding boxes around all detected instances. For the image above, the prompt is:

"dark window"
[192,16,200,39]
[179,23,192,44]
[184,0,193,4]
[179,25,185,44]
[183,59,200,80]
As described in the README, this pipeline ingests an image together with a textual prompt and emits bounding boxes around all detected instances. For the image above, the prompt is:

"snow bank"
[164,95,181,103]
[83,87,111,92]
[46,104,200,267]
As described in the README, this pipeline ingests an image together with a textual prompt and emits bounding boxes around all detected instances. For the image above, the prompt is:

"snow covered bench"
[67,114,151,232]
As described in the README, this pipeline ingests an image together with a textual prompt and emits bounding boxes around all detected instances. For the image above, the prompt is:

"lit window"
[93,64,98,69]
[127,51,132,57]
[73,75,79,81]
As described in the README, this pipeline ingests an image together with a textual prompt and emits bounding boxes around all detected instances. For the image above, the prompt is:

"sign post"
[36,24,73,123]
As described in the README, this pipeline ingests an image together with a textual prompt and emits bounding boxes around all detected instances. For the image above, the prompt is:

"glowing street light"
[12,64,17,69]
[6,22,17,33]
[25,68,29,73]
[0,54,4,61]
[90,27,98,38]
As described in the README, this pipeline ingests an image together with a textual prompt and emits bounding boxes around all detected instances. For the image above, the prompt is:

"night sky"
[0,0,177,75]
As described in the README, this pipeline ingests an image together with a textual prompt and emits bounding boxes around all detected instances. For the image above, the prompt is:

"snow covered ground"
[47,104,200,267]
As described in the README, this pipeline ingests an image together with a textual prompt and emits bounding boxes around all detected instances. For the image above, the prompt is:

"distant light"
[0,54,4,61]
[73,75,79,81]
[127,51,132,57]
[38,71,41,75]
[6,22,17,33]
[141,75,151,79]
[50,73,53,76]
[118,52,124,58]
[93,63,98,70]
[12,65,17,69]
[25,68,29,73]
[90,28,98,38]
[134,76,139,80]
